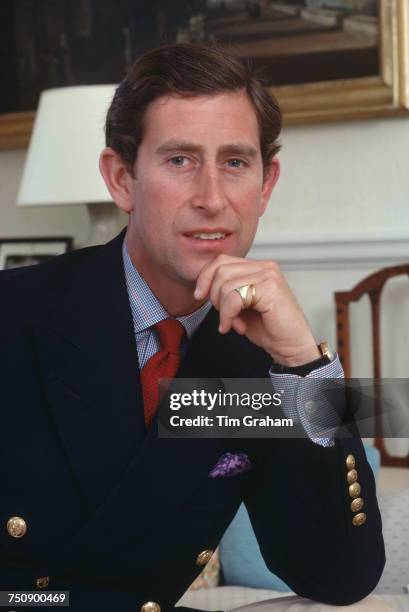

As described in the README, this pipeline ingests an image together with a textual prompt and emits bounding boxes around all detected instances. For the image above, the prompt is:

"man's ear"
[99,147,134,214]
[259,157,280,217]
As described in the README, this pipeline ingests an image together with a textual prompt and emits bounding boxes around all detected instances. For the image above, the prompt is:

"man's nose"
[190,166,227,214]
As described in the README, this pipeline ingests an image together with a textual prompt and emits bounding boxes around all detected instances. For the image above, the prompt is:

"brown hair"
[105,43,282,178]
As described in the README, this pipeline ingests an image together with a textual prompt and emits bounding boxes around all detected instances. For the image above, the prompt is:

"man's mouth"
[192,232,227,240]
[183,229,232,242]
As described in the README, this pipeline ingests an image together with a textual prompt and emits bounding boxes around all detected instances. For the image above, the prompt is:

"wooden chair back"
[335,264,409,467]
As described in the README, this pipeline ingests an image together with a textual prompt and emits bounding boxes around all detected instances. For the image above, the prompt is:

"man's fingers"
[194,256,270,301]
[231,317,247,335]
[209,266,267,309]
[193,255,236,300]
[218,273,263,333]
[214,270,271,316]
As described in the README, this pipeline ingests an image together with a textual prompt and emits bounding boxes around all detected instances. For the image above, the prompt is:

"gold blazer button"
[196,549,214,566]
[348,482,361,498]
[350,497,364,513]
[35,576,50,589]
[141,602,161,612]
[352,512,367,526]
[6,516,27,538]
[346,454,356,470]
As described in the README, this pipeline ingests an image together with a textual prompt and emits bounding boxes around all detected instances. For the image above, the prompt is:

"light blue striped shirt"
[122,240,343,447]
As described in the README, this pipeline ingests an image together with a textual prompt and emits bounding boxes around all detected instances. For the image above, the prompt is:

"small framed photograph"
[0,237,73,270]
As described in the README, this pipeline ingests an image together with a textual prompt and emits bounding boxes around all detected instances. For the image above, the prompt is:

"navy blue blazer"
[0,231,385,611]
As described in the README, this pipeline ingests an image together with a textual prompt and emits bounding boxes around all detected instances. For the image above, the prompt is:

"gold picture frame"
[275,0,409,125]
[0,0,408,149]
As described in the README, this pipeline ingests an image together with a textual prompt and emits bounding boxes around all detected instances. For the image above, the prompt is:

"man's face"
[125,90,279,287]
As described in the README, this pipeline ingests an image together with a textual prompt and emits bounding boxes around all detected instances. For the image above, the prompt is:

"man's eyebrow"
[155,140,258,158]
[155,140,203,155]
[218,143,258,158]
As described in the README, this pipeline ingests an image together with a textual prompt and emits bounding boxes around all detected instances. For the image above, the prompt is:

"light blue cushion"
[219,442,380,590]
[220,502,292,590]
[364,442,381,481]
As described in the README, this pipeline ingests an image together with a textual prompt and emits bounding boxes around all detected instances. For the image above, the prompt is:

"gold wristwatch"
[271,340,336,375]
[318,341,335,362]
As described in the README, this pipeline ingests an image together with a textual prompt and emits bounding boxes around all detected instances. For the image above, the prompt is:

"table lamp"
[17,85,127,246]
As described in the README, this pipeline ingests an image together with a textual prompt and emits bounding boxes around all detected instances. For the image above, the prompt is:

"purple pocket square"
[208,452,252,478]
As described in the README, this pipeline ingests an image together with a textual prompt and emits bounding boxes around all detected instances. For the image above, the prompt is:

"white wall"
[256,115,409,242]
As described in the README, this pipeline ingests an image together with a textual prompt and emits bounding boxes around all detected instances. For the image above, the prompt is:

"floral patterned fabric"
[209,453,252,478]
[189,548,220,591]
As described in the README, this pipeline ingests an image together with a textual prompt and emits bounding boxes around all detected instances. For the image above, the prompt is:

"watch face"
[319,342,335,362]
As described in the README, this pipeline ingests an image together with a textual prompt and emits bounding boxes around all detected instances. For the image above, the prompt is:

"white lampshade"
[17,84,129,245]
[17,85,117,206]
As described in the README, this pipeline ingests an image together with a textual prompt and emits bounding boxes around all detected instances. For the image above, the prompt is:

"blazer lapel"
[33,230,146,512]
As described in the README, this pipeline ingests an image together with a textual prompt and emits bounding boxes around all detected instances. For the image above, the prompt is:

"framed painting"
[0,237,73,270]
[0,0,408,149]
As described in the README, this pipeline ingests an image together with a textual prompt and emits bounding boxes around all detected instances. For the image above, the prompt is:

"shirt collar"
[122,239,212,338]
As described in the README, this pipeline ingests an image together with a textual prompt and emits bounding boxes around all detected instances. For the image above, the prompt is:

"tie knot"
[155,318,185,355]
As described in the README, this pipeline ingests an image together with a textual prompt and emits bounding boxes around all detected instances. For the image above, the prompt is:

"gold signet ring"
[235,284,256,309]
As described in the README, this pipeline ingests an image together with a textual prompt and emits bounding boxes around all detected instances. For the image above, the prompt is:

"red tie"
[140,318,185,427]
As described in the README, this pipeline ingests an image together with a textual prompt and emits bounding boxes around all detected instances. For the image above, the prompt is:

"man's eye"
[228,158,245,168]
[169,156,188,167]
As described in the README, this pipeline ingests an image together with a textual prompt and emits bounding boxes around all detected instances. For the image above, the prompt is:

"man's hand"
[194,254,320,367]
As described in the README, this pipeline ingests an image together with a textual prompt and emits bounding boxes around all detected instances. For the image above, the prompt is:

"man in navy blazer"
[0,43,385,611]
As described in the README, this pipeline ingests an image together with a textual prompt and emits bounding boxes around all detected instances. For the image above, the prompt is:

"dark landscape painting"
[1,0,379,114]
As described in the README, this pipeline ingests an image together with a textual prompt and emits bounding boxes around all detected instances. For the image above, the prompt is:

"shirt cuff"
[269,355,345,447]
